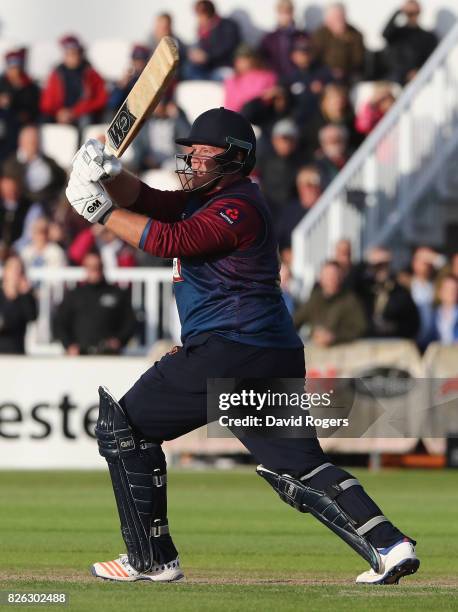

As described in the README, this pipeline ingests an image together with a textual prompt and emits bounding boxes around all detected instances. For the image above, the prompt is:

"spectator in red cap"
[40,35,107,127]
[0,48,40,125]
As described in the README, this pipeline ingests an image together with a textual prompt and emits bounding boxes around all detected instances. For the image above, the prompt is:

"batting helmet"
[175,107,256,192]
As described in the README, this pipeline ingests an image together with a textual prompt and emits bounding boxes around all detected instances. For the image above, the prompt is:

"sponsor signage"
[0,357,148,468]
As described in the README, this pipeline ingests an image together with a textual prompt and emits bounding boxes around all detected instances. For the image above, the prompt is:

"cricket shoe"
[356,538,419,585]
[91,554,184,582]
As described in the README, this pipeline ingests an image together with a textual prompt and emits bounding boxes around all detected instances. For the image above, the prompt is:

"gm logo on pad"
[119,437,135,451]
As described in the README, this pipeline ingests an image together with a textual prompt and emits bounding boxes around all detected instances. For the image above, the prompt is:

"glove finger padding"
[72,138,122,183]
[86,139,104,164]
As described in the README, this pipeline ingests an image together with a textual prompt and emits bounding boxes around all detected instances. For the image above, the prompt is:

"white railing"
[22,266,177,355]
[292,20,458,294]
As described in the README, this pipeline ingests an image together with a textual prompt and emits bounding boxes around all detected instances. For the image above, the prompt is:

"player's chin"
[189,176,205,190]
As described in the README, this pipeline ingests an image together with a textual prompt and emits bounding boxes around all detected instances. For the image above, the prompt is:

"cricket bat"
[105,36,179,158]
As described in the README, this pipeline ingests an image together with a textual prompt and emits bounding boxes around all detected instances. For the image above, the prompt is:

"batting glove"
[72,138,122,183]
[66,171,115,224]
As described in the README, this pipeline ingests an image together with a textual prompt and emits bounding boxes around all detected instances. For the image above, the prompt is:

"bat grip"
[104,141,119,159]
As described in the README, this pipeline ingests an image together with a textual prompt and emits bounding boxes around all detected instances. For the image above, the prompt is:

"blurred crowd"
[284,243,458,350]
[0,0,454,356]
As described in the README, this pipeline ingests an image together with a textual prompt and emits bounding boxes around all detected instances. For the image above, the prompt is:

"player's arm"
[100,168,187,221]
[138,198,262,258]
[65,177,262,257]
[104,198,262,257]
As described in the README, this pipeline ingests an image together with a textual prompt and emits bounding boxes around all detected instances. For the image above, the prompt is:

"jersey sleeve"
[141,197,264,259]
[129,181,188,222]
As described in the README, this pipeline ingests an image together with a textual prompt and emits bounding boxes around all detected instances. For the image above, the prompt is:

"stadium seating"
[40,124,79,169]
[87,39,132,83]
[28,40,61,83]
[175,81,224,123]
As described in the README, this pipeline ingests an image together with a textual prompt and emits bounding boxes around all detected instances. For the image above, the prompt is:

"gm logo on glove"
[87,199,103,214]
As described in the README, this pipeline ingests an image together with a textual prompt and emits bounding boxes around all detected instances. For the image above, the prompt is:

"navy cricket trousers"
[121,333,328,473]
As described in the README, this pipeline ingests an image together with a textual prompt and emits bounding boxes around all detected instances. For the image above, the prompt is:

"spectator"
[0,48,40,126]
[20,217,67,269]
[224,45,277,113]
[314,124,351,188]
[40,35,108,126]
[277,165,322,250]
[311,3,365,82]
[131,98,190,171]
[430,275,458,345]
[241,85,293,151]
[294,260,367,346]
[259,0,304,78]
[0,254,37,354]
[257,118,306,219]
[0,174,35,263]
[285,35,335,123]
[48,219,67,250]
[149,12,186,62]
[355,83,397,135]
[382,1,437,84]
[333,238,362,291]
[184,0,240,81]
[68,225,137,268]
[109,45,151,111]
[409,247,436,350]
[432,250,458,293]
[359,247,420,339]
[302,83,358,155]
[2,125,67,208]
[55,251,136,355]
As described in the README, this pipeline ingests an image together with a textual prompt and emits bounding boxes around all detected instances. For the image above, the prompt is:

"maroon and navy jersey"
[134,178,302,349]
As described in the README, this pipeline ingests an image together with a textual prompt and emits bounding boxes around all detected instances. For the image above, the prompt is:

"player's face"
[188,144,226,189]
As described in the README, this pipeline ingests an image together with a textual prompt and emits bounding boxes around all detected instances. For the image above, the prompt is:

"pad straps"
[300,464,388,536]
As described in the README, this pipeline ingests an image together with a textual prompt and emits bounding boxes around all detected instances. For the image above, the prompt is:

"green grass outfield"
[0,469,457,611]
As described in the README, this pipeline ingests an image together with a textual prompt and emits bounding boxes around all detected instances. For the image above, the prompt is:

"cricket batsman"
[66,107,419,584]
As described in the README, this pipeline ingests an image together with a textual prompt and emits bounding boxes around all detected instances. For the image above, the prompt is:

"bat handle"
[104,140,119,159]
